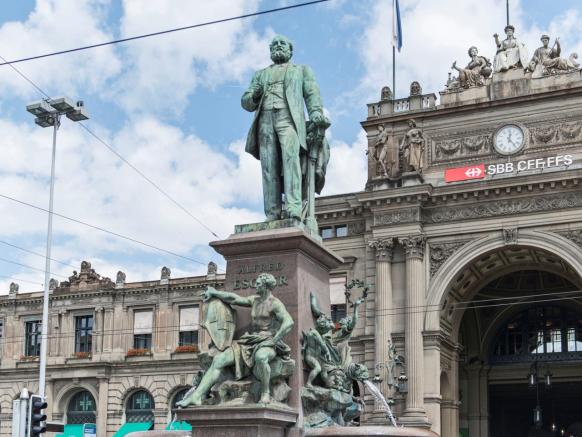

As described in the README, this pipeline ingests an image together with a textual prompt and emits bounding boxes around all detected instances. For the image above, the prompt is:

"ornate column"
[369,238,395,407]
[399,235,430,427]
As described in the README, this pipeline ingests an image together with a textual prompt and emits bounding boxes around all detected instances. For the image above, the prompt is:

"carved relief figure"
[373,124,392,177]
[528,35,580,78]
[493,25,529,72]
[177,273,295,407]
[380,86,392,101]
[451,46,492,88]
[400,119,425,173]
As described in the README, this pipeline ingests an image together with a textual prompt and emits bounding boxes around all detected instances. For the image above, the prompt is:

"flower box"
[174,345,199,354]
[19,355,39,362]
[126,348,151,357]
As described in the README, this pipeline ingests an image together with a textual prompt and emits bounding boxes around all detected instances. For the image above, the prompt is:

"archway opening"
[126,390,154,423]
[67,390,96,425]
[454,259,582,437]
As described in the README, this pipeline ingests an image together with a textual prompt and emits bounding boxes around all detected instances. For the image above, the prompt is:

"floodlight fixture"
[34,116,56,128]
[49,97,76,112]
[66,106,90,122]
[26,100,53,116]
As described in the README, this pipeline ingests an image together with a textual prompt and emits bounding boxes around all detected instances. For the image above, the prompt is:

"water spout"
[363,379,399,427]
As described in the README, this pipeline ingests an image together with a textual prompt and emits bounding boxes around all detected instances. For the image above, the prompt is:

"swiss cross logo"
[445,164,486,183]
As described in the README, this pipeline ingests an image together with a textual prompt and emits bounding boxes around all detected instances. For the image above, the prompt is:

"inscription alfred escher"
[233,261,288,290]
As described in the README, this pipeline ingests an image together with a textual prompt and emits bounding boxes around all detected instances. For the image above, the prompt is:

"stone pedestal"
[177,226,342,433]
[401,172,424,187]
[305,425,438,436]
[178,405,297,437]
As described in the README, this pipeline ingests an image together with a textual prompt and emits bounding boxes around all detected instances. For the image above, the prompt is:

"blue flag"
[392,0,403,52]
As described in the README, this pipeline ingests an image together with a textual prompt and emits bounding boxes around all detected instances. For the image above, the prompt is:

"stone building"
[0,261,224,436]
[315,46,582,436]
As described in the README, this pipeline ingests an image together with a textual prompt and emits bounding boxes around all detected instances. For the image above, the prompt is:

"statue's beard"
[271,48,291,64]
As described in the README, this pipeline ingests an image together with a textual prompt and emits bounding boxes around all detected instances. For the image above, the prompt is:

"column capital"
[369,238,395,261]
[398,235,426,259]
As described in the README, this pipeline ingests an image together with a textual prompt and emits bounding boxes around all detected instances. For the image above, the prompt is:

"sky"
[1,0,582,294]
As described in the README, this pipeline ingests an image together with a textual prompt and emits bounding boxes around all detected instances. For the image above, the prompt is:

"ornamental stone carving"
[555,229,582,248]
[434,134,491,161]
[399,119,425,173]
[529,120,582,146]
[161,266,171,280]
[425,192,582,223]
[502,228,518,245]
[381,86,393,101]
[374,208,420,226]
[207,261,218,275]
[49,278,58,290]
[9,282,19,296]
[347,221,365,236]
[116,271,126,287]
[429,241,468,277]
[373,124,391,177]
[398,235,426,258]
[410,81,422,96]
[369,238,395,261]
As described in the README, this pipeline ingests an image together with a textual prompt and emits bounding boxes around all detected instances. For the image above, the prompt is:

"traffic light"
[27,394,47,437]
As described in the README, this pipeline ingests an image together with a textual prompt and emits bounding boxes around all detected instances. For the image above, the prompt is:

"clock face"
[494,125,525,155]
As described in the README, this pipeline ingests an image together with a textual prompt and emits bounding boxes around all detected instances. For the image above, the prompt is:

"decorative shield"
[518,42,530,71]
[202,298,235,351]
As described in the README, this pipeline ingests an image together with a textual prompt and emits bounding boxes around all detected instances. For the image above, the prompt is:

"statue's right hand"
[201,288,216,301]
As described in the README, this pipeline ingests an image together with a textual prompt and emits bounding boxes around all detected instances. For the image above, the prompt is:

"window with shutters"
[179,306,199,346]
[133,310,153,350]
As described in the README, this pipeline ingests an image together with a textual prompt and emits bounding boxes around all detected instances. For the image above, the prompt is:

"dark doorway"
[489,381,582,437]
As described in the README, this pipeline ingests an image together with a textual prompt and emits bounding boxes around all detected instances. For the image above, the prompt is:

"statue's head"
[338,315,352,331]
[504,24,515,37]
[270,35,293,64]
[378,124,385,132]
[347,362,370,382]
[328,368,350,392]
[380,86,392,101]
[408,119,417,128]
[541,34,550,47]
[255,273,277,297]
[316,314,334,333]
[468,46,478,57]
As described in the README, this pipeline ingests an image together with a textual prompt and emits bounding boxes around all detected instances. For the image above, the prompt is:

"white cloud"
[111,0,275,114]
[0,0,121,100]
[322,130,368,196]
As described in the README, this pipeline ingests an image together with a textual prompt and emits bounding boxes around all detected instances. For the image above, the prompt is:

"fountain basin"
[306,425,438,437]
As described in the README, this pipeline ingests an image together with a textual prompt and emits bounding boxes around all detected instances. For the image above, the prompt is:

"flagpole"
[506,0,509,25]
[392,45,396,100]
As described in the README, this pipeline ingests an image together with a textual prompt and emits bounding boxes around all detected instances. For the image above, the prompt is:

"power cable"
[0,256,67,278]
[0,52,221,240]
[0,1,332,67]
[1,288,581,346]
[0,239,77,269]
[0,274,43,286]
[0,193,215,268]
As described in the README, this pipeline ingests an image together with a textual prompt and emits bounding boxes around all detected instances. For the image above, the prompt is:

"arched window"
[126,390,154,423]
[171,388,190,409]
[491,305,582,363]
[67,391,96,424]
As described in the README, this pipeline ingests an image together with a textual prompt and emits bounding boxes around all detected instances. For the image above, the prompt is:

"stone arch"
[55,383,99,416]
[425,230,582,333]
[167,385,190,408]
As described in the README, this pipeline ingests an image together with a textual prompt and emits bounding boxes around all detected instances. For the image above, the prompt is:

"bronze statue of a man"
[242,35,328,221]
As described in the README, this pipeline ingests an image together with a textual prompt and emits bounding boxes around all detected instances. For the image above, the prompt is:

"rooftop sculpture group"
[446,25,580,91]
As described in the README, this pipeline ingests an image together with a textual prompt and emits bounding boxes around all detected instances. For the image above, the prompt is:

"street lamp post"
[26,97,89,398]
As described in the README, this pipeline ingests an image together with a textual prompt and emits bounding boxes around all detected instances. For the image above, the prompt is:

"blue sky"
[1,0,581,293]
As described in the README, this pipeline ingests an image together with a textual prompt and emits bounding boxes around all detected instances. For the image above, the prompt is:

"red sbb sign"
[445,164,486,182]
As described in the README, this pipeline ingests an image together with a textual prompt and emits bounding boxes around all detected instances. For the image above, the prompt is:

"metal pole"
[392,45,396,100]
[19,388,29,437]
[38,114,60,398]
[506,0,509,26]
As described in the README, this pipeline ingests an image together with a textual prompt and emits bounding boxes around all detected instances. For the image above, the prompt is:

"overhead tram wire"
[0,274,43,286]
[0,239,77,269]
[0,53,221,240]
[0,193,214,268]
[1,289,582,347]
[0,256,68,278]
[0,0,331,67]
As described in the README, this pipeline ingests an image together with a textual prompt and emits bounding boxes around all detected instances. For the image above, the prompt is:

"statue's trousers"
[258,107,302,219]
